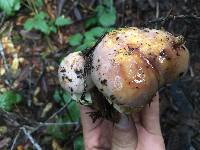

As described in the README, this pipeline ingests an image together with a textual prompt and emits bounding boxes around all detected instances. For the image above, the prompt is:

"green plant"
[24,13,72,34]
[0,0,21,16]
[55,15,72,26]
[68,0,116,52]
[74,135,84,150]
[0,90,22,111]
[47,89,80,140]
[24,12,73,35]
[24,12,50,34]
[53,89,80,121]
[96,0,116,27]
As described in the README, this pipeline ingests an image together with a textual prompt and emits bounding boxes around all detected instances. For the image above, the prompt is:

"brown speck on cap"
[70,87,73,93]
[110,95,116,101]
[74,69,83,75]
[99,88,104,91]
[60,68,66,73]
[65,76,72,82]
[159,49,171,60]
[143,29,149,32]
[101,79,107,86]
[181,46,186,50]
[179,72,184,77]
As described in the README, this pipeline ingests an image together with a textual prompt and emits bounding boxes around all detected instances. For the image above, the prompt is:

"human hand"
[80,92,165,150]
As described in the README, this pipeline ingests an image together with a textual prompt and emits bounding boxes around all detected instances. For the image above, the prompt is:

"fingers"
[140,92,162,135]
[79,105,113,149]
[112,114,137,150]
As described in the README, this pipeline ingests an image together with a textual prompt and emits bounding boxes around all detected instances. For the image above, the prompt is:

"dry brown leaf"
[0,67,5,76]
[34,87,40,96]
[11,54,19,73]
[1,36,16,54]
[41,102,53,117]
[0,138,11,149]
[52,139,63,150]
[16,16,27,26]
[17,145,24,150]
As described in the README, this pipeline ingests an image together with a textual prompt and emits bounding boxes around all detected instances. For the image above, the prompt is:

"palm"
[80,93,165,150]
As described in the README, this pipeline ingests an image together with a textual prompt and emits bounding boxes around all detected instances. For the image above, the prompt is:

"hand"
[80,92,165,150]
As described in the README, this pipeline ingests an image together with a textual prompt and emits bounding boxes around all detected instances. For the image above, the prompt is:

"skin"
[80,92,165,150]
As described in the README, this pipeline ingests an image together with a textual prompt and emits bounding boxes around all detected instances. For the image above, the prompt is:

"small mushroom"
[58,51,94,95]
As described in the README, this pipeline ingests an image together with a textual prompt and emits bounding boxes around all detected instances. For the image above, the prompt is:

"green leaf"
[96,0,116,27]
[35,11,47,20]
[98,8,116,27]
[67,101,80,121]
[62,91,71,104]
[0,0,21,16]
[13,0,20,11]
[84,17,98,29]
[53,89,62,103]
[23,12,50,34]
[75,40,97,52]
[74,135,84,150]
[49,25,57,33]
[96,5,104,16]
[68,33,83,46]
[47,118,68,140]
[23,18,34,30]
[0,91,22,111]
[35,19,49,34]
[35,0,43,7]
[83,31,96,43]
[89,27,106,37]
[55,16,73,26]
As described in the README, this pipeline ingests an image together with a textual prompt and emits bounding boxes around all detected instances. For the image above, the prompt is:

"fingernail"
[115,114,131,129]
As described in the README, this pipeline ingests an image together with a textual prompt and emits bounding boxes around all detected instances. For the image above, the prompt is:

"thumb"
[112,114,137,150]
[140,92,162,135]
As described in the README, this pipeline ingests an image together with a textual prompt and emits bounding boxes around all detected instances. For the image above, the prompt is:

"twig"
[155,1,159,28]
[66,0,78,15]
[30,101,72,133]
[142,14,200,26]
[10,130,21,150]
[9,99,76,149]
[0,13,5,27]
[46,101,69,121]
[39,122,79,126]
[0,42,9,73]
[21,127,42,150]
[57,0,66,16]
[156,1,159,19]
[189,66,194,77]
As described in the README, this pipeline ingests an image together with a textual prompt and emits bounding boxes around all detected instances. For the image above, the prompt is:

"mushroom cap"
[58,51,94,94]
[91,27,189,113]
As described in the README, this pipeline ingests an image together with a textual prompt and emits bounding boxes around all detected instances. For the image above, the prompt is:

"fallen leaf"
[0,67,5,76]
[52,139,63,150]
[34,87,40,96]
[11,54,19,73]
[0,137,11,149]
[1,36,16,54]
[17,145,24,150]
[41,102,53,117]
[0,126,7,135]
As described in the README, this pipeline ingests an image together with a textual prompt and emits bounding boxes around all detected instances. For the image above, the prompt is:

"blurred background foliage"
[0,0,200,149]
